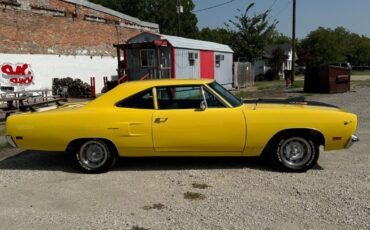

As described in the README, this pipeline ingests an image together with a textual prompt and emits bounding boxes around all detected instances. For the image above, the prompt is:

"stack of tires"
[52,77,91,98]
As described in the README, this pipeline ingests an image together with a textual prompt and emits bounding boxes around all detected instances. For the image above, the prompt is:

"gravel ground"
[0,86,369,230]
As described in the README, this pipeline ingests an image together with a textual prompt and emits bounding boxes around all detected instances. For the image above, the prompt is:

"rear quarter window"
[116,89,154,109]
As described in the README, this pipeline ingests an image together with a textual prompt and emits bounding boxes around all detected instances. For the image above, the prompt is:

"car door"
[108,88,155,156]
[152,85,246,154]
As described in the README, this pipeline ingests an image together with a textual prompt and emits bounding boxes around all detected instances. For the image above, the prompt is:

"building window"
[188,52,198,66]
[215,55,224,68]
[140,49,155,67]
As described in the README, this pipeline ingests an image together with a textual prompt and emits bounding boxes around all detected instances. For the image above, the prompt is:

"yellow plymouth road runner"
[5,79,358,173]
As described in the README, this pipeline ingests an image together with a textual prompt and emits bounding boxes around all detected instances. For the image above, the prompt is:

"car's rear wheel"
[270,134,319,172]
[75,139,117,173]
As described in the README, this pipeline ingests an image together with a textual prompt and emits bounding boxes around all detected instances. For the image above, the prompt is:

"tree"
[269,31,291,45]
[197,27,234,46]
[226,3,277,61]
[88,0,199,38]
[298,27,345,66]
[346,34,370,66]
[298,26,370,67]
[268,47,288,80]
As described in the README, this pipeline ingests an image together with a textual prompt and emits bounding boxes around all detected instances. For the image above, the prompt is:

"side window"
[156,86,225,109]
[116,89,154,109]
[204,89,225,108]
[157,86,202,110]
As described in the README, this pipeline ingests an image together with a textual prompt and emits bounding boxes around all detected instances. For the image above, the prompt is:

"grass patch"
[352,70,370,76]
[255,80,285,91]
[184,192,205,200]
[235,79,304,99]
[351,79,370,87]
[235,89,285,99]
[192,183,210,189]
[254,79,304,90]
[291,80,304,88]
[142,203,165,210]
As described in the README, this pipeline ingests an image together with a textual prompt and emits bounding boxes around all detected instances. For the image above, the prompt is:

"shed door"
[200,51,215,79]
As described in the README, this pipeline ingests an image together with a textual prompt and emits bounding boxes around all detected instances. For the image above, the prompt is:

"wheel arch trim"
[65,137,119,155]
[261,128,326,156]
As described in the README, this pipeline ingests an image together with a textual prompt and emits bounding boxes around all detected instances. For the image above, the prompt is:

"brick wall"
[0,0,157,56]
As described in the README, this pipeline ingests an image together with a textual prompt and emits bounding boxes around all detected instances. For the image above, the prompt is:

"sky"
[192,0,370,38]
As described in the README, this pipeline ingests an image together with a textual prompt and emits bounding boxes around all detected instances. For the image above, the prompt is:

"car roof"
[86,78,214,108]
[116,78,214,88]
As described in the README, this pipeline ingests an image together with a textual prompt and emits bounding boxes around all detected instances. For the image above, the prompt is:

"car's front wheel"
[75,139,117,173]
[270,134,319,172]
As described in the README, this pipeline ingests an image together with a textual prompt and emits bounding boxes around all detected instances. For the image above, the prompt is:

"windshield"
[207,81,242,107]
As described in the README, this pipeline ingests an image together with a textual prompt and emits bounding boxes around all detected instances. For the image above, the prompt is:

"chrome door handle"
[154,117,168,123]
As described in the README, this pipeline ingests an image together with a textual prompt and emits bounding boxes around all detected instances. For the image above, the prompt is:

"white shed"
[116,32,234,88]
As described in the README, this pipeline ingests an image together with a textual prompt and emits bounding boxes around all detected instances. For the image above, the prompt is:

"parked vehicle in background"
[5,79,359,173]
[332,62,352,71]
[295,66,306,75]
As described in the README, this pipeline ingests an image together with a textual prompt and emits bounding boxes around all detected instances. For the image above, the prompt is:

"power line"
[193,0,238,13]
[268,0,278,11]
[272,0,292,19]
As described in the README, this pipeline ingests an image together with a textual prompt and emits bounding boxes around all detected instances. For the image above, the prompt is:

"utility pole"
[176,0,183,35]
[291,0,296,83]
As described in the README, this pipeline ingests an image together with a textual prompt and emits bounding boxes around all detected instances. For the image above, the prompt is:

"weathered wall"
[0,53,116,92]
[0,0,158,56]
[175,48,200,79]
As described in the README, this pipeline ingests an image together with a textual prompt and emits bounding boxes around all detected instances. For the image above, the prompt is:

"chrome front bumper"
[345,134,359,149]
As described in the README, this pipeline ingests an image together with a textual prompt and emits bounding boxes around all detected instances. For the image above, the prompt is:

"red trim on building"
[153,40,168,46]
[170,45,176,79]
[90,77,96,98]
[200,50,215,79]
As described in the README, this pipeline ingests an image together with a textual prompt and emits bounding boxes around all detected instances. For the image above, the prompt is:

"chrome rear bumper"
[6,135,17,148]
[345,134,359,149]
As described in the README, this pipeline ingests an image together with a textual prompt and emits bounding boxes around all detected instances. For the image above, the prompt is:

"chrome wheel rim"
[279,137,312,167]
[79,141,108,169]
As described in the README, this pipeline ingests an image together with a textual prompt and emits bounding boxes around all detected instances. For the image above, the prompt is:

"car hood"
[243,97,346,112]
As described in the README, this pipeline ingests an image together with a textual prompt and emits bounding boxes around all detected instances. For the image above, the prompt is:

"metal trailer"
[114,32,234,88]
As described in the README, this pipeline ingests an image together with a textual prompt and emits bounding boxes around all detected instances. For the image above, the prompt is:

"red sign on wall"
[0,63,34,85]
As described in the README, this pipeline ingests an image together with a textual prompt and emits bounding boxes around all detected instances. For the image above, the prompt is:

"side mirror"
[199,100,207,111]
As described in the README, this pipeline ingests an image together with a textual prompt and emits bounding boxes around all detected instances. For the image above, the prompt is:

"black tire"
[269,134,319,172]
[74,139,117,173]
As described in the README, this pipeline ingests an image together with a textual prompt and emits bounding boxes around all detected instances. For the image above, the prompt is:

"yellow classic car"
[5,79,358,173]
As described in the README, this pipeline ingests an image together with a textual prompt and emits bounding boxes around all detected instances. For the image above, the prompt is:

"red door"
[200,51,214,79]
